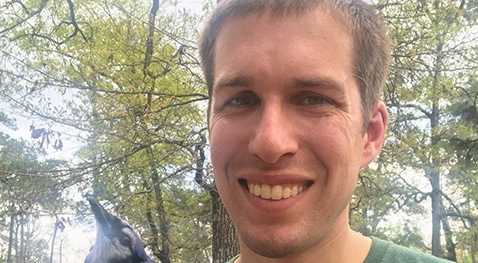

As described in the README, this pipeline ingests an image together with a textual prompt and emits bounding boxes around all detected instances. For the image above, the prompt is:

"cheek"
[209,121,242,174]
[306,119,364,174]
[307,127,361,210]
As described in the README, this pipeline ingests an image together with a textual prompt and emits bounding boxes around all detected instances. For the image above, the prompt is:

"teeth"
[282,187,291,199]
[271,185,282,200]
[261,184,271,199]
[247,182,306,200]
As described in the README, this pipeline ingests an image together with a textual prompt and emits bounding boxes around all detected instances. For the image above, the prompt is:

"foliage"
[0,131,68,262]
[1,0,477,262]
[2,0,210,262]
[366,0,478,260]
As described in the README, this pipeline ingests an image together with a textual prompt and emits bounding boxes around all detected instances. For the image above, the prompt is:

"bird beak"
[87,196,113,235]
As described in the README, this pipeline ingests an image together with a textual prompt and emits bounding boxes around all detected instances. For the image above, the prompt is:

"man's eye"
[230,97,251,105]
[300,95,329,105]
[227,93,258,106]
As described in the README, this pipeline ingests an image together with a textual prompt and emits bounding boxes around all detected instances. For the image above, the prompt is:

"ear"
[360,101,388,168]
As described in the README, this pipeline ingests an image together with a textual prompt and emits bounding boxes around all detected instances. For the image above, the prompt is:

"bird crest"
[85,196,156,263]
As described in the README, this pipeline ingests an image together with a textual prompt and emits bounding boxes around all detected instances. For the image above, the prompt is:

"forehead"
[213,6,354,90]
[214,4,352,46]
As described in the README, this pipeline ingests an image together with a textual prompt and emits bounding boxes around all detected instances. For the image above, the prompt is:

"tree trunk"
[194,141,239,262]
[211,190,239,263]
[429,169,442,257]
[472,224,478,263]
[150,169,171,263]
[7,203,15,263]
[20,213,24,263]
[442,217,456,261]
[50,217,58,263]
[429,38,444,257]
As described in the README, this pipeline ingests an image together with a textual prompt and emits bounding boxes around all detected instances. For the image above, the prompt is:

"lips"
[241,180,311,200]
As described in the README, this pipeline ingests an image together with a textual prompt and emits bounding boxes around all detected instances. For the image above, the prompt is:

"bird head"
[85,196,156,263]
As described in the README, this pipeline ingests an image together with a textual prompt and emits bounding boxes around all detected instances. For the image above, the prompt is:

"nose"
[248,105,299,164]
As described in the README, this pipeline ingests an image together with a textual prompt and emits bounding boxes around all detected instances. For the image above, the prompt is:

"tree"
[0,131,67,262]
[351,165,427,250]
[195,141,240,262]
[373,0,478,260]
[5,0,477,261]
[72,1,210,261]
[1,0,212,261]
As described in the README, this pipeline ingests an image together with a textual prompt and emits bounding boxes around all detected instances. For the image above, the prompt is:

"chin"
[246,239,303,259]
[240,228,312,259]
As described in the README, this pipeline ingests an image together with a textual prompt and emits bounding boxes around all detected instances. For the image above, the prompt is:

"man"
[199,0,453,262]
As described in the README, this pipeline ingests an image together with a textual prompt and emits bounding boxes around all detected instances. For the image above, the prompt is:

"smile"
[241,180,311,200]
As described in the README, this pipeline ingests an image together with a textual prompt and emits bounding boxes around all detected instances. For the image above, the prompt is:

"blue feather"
[85,197,157,263]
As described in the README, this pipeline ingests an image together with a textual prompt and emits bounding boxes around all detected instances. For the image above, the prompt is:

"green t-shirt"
[225,237,454,263]
[364,237,453,263]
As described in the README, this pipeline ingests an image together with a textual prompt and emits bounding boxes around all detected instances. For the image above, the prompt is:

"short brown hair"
[199,0,392,125]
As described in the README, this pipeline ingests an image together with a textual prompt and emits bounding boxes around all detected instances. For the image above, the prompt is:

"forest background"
[0,0,477,262]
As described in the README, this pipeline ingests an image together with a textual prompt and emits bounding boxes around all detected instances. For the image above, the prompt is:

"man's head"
[199,0,392,127]
[200,0,391,261]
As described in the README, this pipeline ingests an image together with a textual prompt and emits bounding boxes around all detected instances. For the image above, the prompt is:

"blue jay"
[85,197,156,263]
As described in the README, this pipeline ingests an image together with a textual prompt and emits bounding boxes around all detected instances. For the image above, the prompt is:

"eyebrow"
[293,76,344,88]
[214,74,252,92]
[293,76,349,100]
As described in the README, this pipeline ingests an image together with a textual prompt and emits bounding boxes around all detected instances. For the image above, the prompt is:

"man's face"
[208,6,384,259]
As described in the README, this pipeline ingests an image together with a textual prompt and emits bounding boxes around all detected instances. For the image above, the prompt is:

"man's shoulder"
[365,237,454,263]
